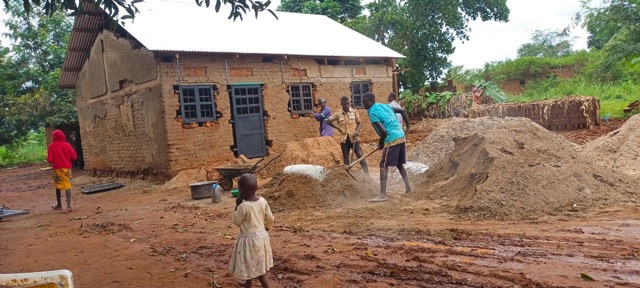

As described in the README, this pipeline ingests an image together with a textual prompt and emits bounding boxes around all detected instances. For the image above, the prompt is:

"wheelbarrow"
[213,156,280,190]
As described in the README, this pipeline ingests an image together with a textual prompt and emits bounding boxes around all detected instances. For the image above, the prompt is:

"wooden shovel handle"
[347,148,379,170]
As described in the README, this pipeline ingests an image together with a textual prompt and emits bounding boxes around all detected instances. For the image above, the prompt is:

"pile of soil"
[163,167,208,189]
[581,115,640,179]
[259,137,344,178]
[410,117,637,220]
[408,117,547,167]
[260,168,378,212]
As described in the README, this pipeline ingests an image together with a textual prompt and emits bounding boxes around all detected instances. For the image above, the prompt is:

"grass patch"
[0,129,47,167]
[508,79,640,118]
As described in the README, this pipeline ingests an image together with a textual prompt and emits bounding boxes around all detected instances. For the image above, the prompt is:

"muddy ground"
[2,118,639,288]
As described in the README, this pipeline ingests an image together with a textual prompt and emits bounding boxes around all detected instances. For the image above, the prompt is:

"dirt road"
[2,165,639,287]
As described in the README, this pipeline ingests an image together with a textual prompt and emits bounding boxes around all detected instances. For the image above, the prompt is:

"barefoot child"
[47,130,77,211]
[230,174,274,288]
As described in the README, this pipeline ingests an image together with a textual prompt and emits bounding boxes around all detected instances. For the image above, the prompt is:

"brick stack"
[464,96,600,131]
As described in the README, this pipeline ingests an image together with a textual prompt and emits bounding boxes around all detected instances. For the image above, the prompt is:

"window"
[179,85,216,123]
[233,86,263,116]
[351,81,370,109]
[288,83,314,114]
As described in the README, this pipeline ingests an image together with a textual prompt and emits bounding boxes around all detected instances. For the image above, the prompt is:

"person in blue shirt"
[311,98,333,136]
[362,92,411,202]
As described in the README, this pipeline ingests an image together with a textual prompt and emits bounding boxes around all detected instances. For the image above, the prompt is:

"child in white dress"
[229,174,275,288]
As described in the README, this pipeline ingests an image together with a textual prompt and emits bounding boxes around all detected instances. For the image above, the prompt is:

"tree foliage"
[517,29,574,58]
[277,0,363,22]
[581,0,640,67]
[0,4,74,145]
[3,0,275,22]
[353,0,509,91]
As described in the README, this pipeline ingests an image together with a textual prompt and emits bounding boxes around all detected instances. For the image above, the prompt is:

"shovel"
[343,148,379,180]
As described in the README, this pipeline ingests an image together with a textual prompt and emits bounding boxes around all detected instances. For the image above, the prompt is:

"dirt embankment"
[409,117,638,220]
[580,114,640,180]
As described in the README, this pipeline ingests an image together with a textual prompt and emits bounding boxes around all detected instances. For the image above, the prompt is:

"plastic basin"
[189,181,216,199]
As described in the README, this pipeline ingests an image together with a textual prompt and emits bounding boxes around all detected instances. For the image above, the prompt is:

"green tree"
[0,5,75,145]
[353,0,509,91]
[3,0,275,22]
[278,0,363,22]
[581,0,640,66]
[517,29,574,58]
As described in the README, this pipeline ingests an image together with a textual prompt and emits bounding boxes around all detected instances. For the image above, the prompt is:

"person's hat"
[317,98,327,104]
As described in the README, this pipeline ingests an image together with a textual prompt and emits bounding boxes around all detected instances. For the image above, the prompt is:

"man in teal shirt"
[362,92,411,202]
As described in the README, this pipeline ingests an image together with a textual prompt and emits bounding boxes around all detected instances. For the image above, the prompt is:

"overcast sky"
[0,0,590,69]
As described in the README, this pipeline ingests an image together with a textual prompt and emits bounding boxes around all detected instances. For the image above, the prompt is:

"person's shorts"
[380,142,406,168]
[340,137,357,152]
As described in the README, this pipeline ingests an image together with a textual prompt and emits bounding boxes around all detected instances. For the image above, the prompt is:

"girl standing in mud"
[230,174,275,288]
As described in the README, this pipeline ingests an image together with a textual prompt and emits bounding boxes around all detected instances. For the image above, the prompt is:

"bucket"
[189,181,216,199]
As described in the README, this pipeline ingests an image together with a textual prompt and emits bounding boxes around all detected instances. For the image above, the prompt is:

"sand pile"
[260,168,378,212]
[163,167,208,189]
[581,115,640,179]
[407,117,567,166]
[410,117,637,220]
[259,137,344,178]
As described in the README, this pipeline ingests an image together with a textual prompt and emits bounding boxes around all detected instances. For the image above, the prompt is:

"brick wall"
[75,32,170,178]
[498,66,577,96]
[464,96,600,130]
[158,54,394,172]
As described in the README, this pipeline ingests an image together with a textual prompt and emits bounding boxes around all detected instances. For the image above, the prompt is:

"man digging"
[362,92,411,202]
[326,96,369,175]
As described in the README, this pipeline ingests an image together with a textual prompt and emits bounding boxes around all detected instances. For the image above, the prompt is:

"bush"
[0,129,48,167]
[448,49,639,119]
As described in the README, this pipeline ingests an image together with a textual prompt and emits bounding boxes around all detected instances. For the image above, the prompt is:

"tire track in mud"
[150,202,640,287]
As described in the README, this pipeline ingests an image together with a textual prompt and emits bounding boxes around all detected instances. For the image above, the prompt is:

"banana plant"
[473,80,508,103]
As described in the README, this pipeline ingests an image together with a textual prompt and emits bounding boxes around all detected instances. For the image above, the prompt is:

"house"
[59,1,404,177]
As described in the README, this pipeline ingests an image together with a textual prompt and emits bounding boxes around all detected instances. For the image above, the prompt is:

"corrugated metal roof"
[123,1,404,58]
[59,1,104,88]
[59,0,404,89]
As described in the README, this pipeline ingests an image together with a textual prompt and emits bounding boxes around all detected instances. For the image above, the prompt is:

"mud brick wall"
[74,32,170,177]
[158,54,394,173]
[465,96,600,131]
[497,66,577,96]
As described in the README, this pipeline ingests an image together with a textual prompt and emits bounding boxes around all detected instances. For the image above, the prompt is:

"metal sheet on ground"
[0,209,28,218]
[80,182,125,194]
